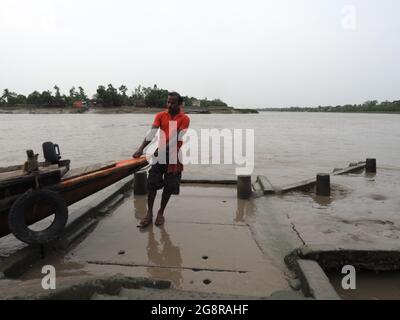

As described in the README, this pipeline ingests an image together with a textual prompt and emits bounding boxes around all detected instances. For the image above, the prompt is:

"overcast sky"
[0,0,399,108]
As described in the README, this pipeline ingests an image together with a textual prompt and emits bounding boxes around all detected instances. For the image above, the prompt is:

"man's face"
[166,95,180,114]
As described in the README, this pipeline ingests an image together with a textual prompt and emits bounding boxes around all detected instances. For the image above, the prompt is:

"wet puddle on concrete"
[257,168,400,248]
[20,185,290,298]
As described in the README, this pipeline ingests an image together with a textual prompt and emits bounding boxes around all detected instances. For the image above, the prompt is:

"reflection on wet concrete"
[14,185,289,297]
[133,194,147,220]
[235,199,255,222]
[140,225,183,287]
[133,187,256,225]
[365,172,377,180]
[311,195,333,208]
[260,168,400,248]
[293,183,351,210]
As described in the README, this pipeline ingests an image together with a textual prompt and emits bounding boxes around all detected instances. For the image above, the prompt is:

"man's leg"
[139,190,156,226]
[158,189,172,216]
[155,189,171,226]
[147,189,157,217]
[139,164,164,227]
[155,172,181,225]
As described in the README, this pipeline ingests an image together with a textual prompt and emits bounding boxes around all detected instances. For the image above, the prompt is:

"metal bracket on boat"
[21,149,41,189]
[23,150,39,174]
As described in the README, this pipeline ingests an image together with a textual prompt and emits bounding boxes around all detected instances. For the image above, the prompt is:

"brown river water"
[1,112,399,185]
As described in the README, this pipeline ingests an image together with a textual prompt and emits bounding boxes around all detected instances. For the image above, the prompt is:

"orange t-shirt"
[152,109,190,172]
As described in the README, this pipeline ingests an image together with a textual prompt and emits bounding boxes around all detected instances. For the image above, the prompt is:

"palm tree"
[54,85,61,98]
[78,86,87,100]
[2,89,10,102]
[119,85,128,96]
[69,86,76,98]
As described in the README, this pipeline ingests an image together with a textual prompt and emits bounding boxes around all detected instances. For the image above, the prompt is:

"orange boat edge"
[0,156,148,241]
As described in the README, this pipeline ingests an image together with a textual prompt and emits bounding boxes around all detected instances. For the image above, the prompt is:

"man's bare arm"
[132,125,159,158]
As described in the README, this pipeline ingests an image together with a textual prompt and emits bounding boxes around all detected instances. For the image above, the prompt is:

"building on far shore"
[184,105,210,114]
[73,100,98,108]
[73,100,86,108]
[207,105,235,113]
[183,98,210,113]
[191,99,201,107]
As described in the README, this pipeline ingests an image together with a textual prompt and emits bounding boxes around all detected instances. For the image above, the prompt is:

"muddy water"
[329,270,400,300]
[1,112,399,185]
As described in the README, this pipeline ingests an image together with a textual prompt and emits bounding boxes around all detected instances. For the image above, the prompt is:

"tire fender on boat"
[8,189,68,244]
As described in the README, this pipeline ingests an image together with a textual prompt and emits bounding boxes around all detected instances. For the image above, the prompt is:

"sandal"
[138,215,152,228]
[155,215,165,226]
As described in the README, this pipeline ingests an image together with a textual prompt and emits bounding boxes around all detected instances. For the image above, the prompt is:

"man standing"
[133,92,190,227]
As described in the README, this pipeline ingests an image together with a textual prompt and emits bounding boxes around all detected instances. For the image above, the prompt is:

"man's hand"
[132,149,143,158]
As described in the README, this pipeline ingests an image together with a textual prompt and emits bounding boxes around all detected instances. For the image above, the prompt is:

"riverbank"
[259,110,400,114]
[0,105,258,114]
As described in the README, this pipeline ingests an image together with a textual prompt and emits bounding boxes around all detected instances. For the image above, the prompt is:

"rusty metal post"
[316,173,330,196]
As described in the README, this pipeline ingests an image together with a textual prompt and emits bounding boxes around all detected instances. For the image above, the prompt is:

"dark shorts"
[147,163,182,195]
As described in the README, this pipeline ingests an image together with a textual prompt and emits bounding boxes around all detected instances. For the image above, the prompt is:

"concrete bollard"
[237,175,252,199]
[316,173,330,197]
[366,158,376,173]
[134,171,148,195]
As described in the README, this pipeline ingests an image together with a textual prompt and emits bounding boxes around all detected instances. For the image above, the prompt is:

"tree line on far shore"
[0,85,228,109]
[259,100,400,113]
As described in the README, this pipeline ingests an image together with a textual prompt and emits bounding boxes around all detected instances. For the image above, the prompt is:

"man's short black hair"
[168,91,183,104]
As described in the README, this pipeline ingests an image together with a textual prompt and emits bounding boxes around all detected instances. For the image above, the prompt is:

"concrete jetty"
[1,161,400,300]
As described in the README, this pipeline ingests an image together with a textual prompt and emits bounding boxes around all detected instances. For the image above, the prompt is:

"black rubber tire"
[8,189,68,244]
